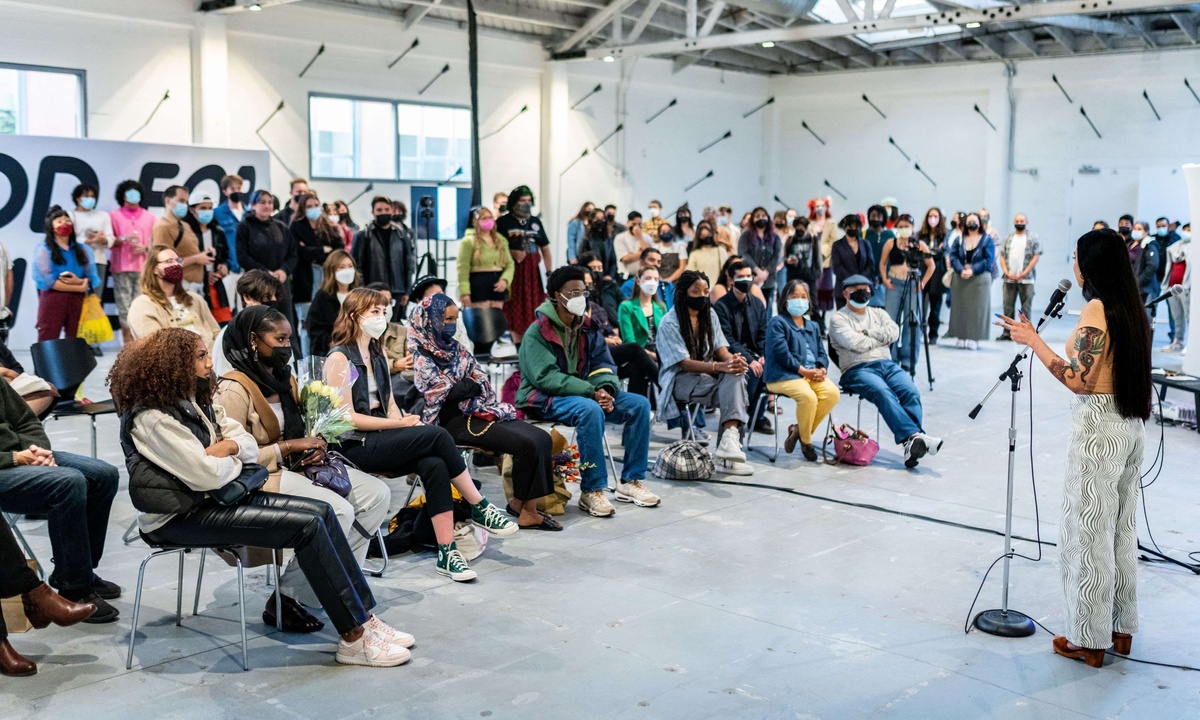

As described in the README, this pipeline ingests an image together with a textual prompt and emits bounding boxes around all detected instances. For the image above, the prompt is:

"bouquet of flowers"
[552,443,582,484]
[299,380,355,444]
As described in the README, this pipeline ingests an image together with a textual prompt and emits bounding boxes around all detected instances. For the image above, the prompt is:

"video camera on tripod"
[901,244,937,268]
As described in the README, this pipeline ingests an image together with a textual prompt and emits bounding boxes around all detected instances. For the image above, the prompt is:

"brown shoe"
[1052,636,1105,668]
[0,640,37,677]
[1112,632,1132,655]
[783,424,800,454]
[22,583,97,629]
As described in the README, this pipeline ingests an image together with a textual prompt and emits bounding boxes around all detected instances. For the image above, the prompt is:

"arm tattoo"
[1050,326,1106,386]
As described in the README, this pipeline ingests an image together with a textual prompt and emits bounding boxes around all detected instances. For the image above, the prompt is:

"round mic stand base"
[972,608,1036,637]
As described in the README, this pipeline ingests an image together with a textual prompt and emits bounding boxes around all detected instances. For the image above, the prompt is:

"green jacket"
[617,297,666,348]
[516,299,619,414]
[0,379,50,469]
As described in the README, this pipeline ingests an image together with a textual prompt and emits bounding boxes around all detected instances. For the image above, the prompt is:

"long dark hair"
[44,206,89,266]
[1077,229,1151,420]
[674,270,713,361]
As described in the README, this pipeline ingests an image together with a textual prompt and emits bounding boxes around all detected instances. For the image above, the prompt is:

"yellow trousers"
[767,377,841,444]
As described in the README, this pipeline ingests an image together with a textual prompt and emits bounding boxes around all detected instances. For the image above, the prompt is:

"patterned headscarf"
[409,293,516,424]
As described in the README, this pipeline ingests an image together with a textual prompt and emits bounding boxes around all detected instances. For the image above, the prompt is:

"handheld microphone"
[1145,284,1184,308]
[1035,279,1072,330]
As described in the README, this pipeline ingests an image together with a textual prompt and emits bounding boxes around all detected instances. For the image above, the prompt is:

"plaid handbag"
[653,440,715,481]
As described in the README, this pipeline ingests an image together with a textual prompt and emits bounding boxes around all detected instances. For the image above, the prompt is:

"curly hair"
[108,328,210,412]
[330,287,389,348]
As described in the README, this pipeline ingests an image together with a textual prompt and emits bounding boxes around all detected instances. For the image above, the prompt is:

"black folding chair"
[30,337,117,458]
[0,258,26,343]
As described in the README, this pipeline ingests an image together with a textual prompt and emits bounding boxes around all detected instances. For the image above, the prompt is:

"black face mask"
[697,234,712,245]
[194,375,211,400]
[228,191,244,204]
[517,202,533,215]
[1014,223,1026,232]
[606,213,616,222]
[395,213,407,223]
[733,278,754,295]
[868,217,883,228]
[848,288,871,305]
[965,222,980,232]
[1118,225,1132,237]
[754,218,769,230]
[686,295,709,312]
[262,344,293,369]
[293,194,304,206]
[845,228,861,239]
[375,213,393,226]
[678,214,691,223]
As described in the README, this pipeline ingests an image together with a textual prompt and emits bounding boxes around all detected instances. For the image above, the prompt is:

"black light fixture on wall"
[646,98,677,124]
[1079,107,1102,139]
[862,94,886,119]
[1142,90,1161,121]
[800,120,825,145]
[742,97,775,119]
[419,63,451,95]
[298,44,325,78]
[571,84,602,110]
[684,170,714,193]
[888,137,911,161]
[389,38,420,69]
[699,130,732,153]
[823,179,847,201]
[1051,74,1073,103]
[126,90,170,141]
[973,104,997,131]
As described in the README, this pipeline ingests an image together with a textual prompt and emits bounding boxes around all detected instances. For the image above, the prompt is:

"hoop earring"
[253,346,259,362]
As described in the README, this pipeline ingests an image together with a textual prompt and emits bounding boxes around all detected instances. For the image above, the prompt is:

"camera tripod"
[891,262,935,390]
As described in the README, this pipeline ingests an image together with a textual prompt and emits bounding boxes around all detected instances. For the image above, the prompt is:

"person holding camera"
[879,214,934,373]
[496,185,551,345]
[351,196,418,323]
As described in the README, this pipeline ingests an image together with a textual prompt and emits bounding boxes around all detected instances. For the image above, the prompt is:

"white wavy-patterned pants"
[1060,394,1145,649]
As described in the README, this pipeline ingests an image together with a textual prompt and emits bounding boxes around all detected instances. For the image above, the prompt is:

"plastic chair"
[126,543,282,672]
[2,512,45,580]
[30,337,116,458]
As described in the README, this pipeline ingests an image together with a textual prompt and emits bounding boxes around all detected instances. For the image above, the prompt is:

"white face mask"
[360,315,388,339]
[335,268,356,285]
[648,207,661,218]
[561,293,588,317]
[638,279,659,297]
[896,227,913,239]
[328,214,340,224]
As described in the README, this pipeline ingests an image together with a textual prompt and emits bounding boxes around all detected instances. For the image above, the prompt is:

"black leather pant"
[144,493,373,635]
[338,425,464,516]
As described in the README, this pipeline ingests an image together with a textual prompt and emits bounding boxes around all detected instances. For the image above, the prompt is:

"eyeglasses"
[559,289,591,299]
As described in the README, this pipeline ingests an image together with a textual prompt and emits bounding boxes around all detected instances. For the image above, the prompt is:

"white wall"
[768,48,1200,305]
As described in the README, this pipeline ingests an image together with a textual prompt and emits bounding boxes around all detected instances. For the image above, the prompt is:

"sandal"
[508,502,563,531]
[263,592,325,633]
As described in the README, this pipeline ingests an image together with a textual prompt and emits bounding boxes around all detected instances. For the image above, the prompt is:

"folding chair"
[2,512,45,580]
[126,544,282,672]
[744,392,780,463]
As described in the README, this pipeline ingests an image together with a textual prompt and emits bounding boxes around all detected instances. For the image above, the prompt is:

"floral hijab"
[408,293,516,424]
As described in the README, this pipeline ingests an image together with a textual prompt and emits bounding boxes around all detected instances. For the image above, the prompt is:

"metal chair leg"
[90,415,98,458]
[235,557,249,671]
[193,549,206,615]
[175,550,184,626]
[368,528,389,577]
[601,433,620,491]
[403,475,421,507]
[4,513,45,580]
[267,561,282,631]
[126,548,184,670]
[122,518,141,545]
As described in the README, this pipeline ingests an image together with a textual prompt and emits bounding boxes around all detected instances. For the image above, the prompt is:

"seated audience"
[614,212,651,278]
[0,338,57,419]
[714,261,771,434]
[406,276,472,353]
[580,252,624,321]
[409,294,560,531]
[325,288,516,582]
[0,379,120,622]
[516,266,657,517]
[216,306,391,631]
[457,207,513,309]
[110,329,411,667]
[656,271,751,473]
[710,254,766,306]
[0,512,98,677]
[127,246,220,348]
[307,250,361,357]
[829,275,943,468]
[578,209,618,280]
[212,270,283,377]
[685,220,728,289]
[653,220,686,284]
[34,207,101,341]
[620,247,674,308]
[364,283,417,412]
[582,268,659,406]
[765,281,840,461]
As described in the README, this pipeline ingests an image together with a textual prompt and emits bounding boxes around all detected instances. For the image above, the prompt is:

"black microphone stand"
[965,295,1067,637]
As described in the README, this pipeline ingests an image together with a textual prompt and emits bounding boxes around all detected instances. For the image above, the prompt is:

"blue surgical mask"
[305,207,323,222]
[717,217,728,226]
[787,298,809,317]
[125,189,141,205]
[172,202,189,219]
[80,197,97,211]
[441,322,457,340]
[196,209,214,225]
[1155,227,1168,237]
[848,298,870,310]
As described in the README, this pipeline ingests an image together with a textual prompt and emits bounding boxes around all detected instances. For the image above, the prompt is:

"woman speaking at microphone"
[997,229,1151,669]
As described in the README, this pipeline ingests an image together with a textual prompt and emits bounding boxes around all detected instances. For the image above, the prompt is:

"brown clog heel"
[1112,632,1132,655]
[1053,636,1105,668]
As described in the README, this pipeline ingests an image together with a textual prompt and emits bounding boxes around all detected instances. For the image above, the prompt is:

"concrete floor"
[2,322,1199,720]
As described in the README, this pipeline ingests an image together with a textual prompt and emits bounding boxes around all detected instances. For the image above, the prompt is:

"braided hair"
[44,206,89,266]
[674,270,713,361]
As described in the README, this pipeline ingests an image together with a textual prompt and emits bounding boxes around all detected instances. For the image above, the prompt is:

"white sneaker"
[714,428,747,463]
[336,628,412,667]
[615,480,660,507]
[579,490,616,517]
[967,339,979,350]
[956,339,965,349]
[1161,342,1183,354]
[903,435,928,469]
[916,433,943,457]
[717,459,754,476]
[366,615,415,649]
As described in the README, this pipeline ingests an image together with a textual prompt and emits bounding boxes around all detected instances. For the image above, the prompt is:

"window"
[309,94,471,183]
[0,63,87,137]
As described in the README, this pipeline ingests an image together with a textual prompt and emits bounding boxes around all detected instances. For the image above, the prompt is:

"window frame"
[0,61,88,138]
[307,92,471,184]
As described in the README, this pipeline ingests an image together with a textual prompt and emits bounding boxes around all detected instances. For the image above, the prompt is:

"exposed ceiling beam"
[1044,24,1079,51]
[1171,11,1200,41]
[628,0,664,43]
[699,1,727,37]
[200,0,305,13]
[834,0,860,22]
[558,0,643,52]
[1128,15,1160,46]
[310,0,579,31]
[404,0,444,30]
[972,32,1008,57]
[1008,28,1040,54]
[1040,15,1140,34]
[573,0,1190,60]
[878,0,899,19]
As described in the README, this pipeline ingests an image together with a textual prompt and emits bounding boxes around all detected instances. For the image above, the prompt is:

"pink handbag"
[823,423,879,466]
